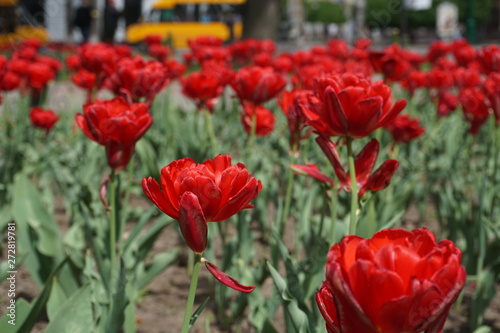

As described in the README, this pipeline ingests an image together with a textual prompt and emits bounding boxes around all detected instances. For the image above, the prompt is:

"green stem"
[329,187,338,243]
[246,107,257,163]
[204,109,217,156]
[109,169,117,269]
[280,152,296,236]
[346,137,359,235]
[181,253,202,333]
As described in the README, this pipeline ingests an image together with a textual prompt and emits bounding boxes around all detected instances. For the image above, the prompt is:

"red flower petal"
[203,258,255,293]
[178,192,208,253]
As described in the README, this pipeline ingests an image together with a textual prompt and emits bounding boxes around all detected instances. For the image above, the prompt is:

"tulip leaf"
[472,326,492,333]
[136,249,179,290]
[0,298,31,332]
[46,277,68,321]
[266,262,311,333]
[189,297,210,329]
[45,283,92,333]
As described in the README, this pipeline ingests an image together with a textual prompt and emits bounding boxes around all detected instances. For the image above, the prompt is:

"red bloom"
[142,155,262,253]
[75,97,153,171]
[104,56,168,103]
[454,67,481,89]
[72,69,96,90]
[78,43,119,77]
[37,56,62,73]
[452,39,476,66]
[317,228,466,333]
[144,34,162,46]
[181,70,224,113]
[401,70,427,97]
[188,36,224,50]
[27,62,55,90]
[302,74,407,138]
[478,44,500,74]
[437,91,459,117]
[369,44,412,82]
[384,114,425,143]
[148,44,170,62]
[241,103,276,137]
[165,59,187,80]
[231,66,286,105]
[30,107,60,134]
[66,54,81,71]
[426,40,450,63]
[278,89,312,152]
[484,73,500,123]
[316,137,399,199]
[459,88,491,135]
[0,71,22,91]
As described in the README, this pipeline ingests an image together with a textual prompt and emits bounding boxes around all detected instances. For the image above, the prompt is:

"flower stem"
[109,169,117,268]
[181,252,202,333]
[329,187,338,243]
[346,137,359,235]
[246,107,257,162]
[204,109,217,156]
[280,152,296,236]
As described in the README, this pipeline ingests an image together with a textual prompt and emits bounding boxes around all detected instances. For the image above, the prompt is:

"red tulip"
[0,71,22,91]
[384,114,425,143]
[104,56,169,103]
[142,155,260,292]
[66,54,81,71]
[278,89,312,152]
[478,44,500,74]
[148,44,170,62]
[484,73,500,124]
[142,155,262,252]
[231,66,286,105]
[401,70,427,97]
[27,62,55,90]
[165,59,187,80]
[37,56,62,73]
[78,42,119,77]
[436,91,459,117]
[241,103,276,137]
[454,68,481,89]
[316,137,399,199]
[426,41,450,63]
[75,97,152,171]
[317,228,466,333]
[459,88,491,135]
[30,106,60,134]
[72,69,96,90]
[369,44,412,82]
[181,70,224,113]
[302,74,407,139]
[144,34,162,46]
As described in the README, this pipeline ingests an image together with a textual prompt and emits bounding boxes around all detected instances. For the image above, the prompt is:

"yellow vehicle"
[0,0,48,47]
[126,0,245,49]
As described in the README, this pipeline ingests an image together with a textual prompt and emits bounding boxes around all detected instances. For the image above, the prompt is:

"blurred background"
[0,0,498,49]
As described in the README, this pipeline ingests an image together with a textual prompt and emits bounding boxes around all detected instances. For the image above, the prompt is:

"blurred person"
[74,0,93,43]
[103,0,121,43]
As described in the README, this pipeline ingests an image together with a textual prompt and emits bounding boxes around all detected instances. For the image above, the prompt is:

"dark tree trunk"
[124,0,142,27]
[242,0,280,39]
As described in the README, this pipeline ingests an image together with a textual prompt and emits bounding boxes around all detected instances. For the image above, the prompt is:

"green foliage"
[305,1,346,24]
[365,0,494,28]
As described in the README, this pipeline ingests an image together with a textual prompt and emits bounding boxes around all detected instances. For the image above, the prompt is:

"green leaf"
[0,298,31,333]
[188,297,210,329]
[45,283,93,333]
[266,262,311,333]
[136,249,179,290]
[46,277,68,321]
[17,257,68,333]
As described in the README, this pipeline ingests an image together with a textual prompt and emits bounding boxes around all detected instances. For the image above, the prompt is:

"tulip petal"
[203,258,255,293]
[316,285,341,333]
[359,159,399,199]
[290,163,335,187]
[323,86,349,134]
[178,192,208,253]
[354,139,379,187]
[315,136,349,188]
[347,96,383,138]
[142,177,179,219]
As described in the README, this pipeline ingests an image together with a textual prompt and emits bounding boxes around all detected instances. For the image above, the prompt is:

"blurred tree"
[304,1,346,24]
[365,0,493,29]
[242,0,281,39]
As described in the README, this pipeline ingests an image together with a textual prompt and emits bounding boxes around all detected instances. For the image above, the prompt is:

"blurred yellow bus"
[0,0,48,47]
[126,0,245,48]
